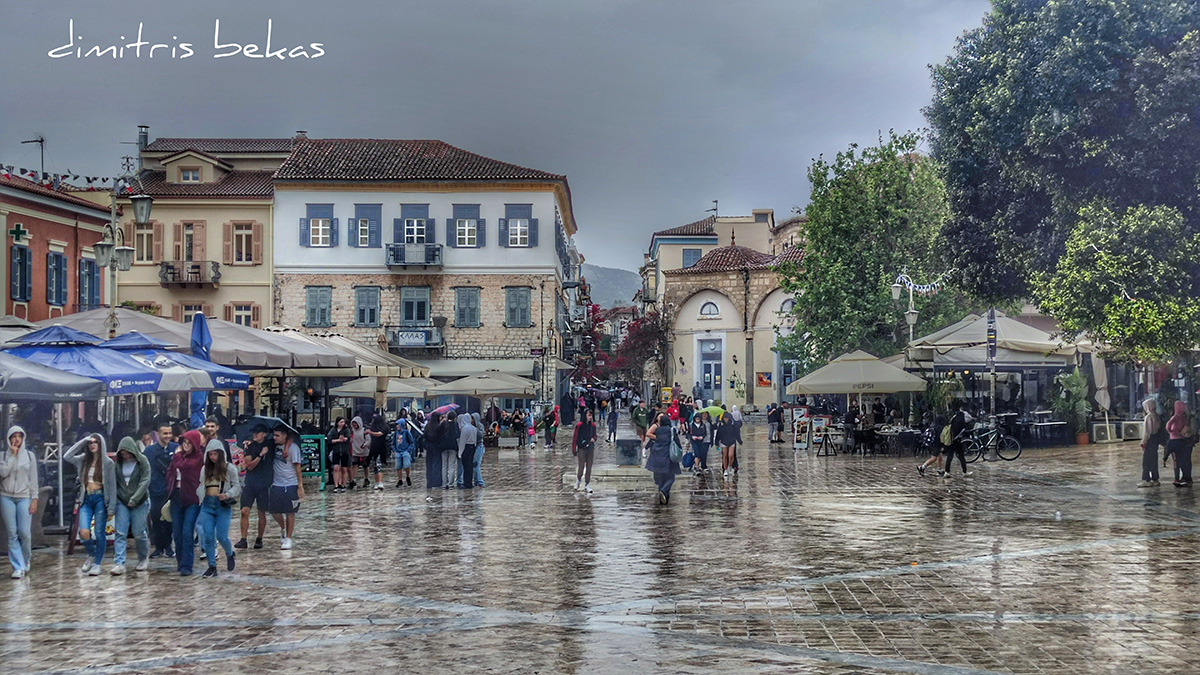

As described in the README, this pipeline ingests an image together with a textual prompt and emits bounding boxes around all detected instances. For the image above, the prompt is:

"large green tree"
[775,131,978,365]
[1037,202,1200,362]
[926,0,1200,304]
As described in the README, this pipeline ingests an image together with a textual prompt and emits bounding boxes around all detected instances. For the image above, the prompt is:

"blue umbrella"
[13,324,103,346]
[102,332,251,390]
[189,312,213,428]
[4,344,162,396]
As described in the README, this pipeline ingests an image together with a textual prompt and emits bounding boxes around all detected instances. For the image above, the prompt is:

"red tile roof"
[144,138,294,153]
[0,174,112,215]
[664,244,803,275]
[653,215,716,238]
[159,149,233,168]
[136,170,274,199]
[274,139,567,182]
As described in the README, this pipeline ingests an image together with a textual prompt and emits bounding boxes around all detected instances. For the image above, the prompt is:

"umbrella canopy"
[101,331,178,351]
[189,313,214,428]
[908,311,1088,366]
[14,324,103,346]
[208,319,354,370]
[3,344,162,396]
[429,371,537,397]
[124,354,214,392]
[0,351,106,402]
[263,328,419,377]
[329,377,429,399]
[234,415,298,444]
[786,350,927,395]
[432,403,460,415]
[699,405,726,418]
[102,332,250,391]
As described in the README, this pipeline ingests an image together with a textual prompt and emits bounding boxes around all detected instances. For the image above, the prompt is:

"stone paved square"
[5,421,1200,673]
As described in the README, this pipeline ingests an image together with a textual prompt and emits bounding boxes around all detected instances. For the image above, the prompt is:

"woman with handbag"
[643,413,681,504]
[573,409,598,493]
[1166,400,1195,487]
[195,439,241,577]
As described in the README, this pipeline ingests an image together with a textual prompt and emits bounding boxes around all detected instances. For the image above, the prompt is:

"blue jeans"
[1,496,32,572]
[654,471,676,497]
[78,492,108,565]
[196,495,233,569]
[113,499,150,565]
[170,498,201,575]
[473,445,484,486]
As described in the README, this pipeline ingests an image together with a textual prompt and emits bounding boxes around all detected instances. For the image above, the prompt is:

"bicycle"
[963,422,1022,462]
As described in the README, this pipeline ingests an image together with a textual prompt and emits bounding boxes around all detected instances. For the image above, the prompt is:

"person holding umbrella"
[269,424,304,549]
[235,424,274,549]
[441,412,461,489]
[423,411,444,488]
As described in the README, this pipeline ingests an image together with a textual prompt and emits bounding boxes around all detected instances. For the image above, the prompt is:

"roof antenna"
[705,199,718,218]
[20,135,45,177]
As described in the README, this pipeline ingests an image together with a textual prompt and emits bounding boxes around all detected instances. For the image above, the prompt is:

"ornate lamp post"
[890,267,950,346]
[94,173,152,338]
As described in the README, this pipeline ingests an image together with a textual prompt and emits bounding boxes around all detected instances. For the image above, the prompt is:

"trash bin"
[615,439,641,466]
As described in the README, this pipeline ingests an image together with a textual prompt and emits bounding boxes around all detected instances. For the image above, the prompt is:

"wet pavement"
[4,420,1200,674]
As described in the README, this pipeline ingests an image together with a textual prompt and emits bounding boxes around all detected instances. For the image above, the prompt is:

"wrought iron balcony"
[385,243,443,268]
[159,260,221,287]
[386,324,444,349]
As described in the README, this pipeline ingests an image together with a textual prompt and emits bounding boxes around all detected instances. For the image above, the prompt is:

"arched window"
[780,298,795,314]
[699,301,720,317]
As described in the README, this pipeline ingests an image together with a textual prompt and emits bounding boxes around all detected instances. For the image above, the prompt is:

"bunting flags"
[894,272,951,298]
[1,160,118,191]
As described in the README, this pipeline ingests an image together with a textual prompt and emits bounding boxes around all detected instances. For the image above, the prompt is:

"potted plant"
[1051,367,1092,445]
[497,428,521,448]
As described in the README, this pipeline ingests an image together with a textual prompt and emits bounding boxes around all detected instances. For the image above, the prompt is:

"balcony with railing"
[385,324,444,350]
[159,260,221,288]
[385,243,443,268]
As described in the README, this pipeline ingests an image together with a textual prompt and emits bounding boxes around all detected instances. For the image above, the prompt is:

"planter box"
[498,436,521,448]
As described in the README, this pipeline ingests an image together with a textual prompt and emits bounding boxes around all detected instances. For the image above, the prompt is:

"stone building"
[271,138,581,402]
[639,210,803,408]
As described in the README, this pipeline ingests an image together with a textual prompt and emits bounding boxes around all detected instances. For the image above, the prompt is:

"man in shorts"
[269,426,304,549]
[235,424,274,550]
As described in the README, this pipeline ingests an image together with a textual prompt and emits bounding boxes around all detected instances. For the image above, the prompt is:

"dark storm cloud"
[1,0,989,269]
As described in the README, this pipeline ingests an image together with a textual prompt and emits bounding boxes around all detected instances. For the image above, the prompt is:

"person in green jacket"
[111,436,151,575]
[631,400,650,442]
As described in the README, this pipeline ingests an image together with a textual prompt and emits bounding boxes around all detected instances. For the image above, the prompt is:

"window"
[233,223,254,263]
[46,252,67,305]
[232,304,254,326]
[400,287,430,326]
[508,219,529,247]
[77,259,99,306]
[180,168,200,183]
[309,218,331,247]
[357,219,371,247]
[353,204,381,248]
[682,248,702,268]
[455,287,480,327]
[9,246,32,302]
[182,223,196,261]
[404,219,426,244]
[456,219,477,247]
[505,287,531,327]
[134,222,154,263]
[780,298,795,314]
[399,204,431,244]
[305,286,333,327]
[355,286,381,327]
[699,301,720,317]
[182,304,204,323]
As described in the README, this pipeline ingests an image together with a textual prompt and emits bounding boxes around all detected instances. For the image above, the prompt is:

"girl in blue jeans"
[1,426,39,579]
[196,439,241,578]
[65,434,116,576]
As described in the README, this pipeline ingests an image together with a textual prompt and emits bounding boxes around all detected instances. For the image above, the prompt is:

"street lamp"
[889,267,951,345]
[97,171,153,337]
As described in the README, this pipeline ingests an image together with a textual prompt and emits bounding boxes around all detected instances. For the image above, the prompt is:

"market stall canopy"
[329,376,430,399]
[786,350,926,395]
[208,318,355,370]
[414,358,537,378]
[319,334,429,378]
[102,332,250,390]
[906,311,1087,369]
[4,325,162,396]
[429,371,537,396]
[0,351,106,402]
[264,328,428,378]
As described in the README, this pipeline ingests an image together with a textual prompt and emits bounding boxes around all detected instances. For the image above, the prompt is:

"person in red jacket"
[166,430,205,576]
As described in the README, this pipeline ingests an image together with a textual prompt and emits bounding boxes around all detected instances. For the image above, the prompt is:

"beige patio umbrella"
[329,376,430,398]
[429,371,537,397]
[786,350,927,395]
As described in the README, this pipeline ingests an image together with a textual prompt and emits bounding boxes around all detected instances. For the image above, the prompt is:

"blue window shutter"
[45,253,54,304]
[498,219,508,248]
[446,219,456,248]
[76,260,83,305]
[23,249,33,302]
[89,261,99,305]
[477,219,486,247]
[393,218,403,244]
[349,218,358,248]
[425,215,435,243]
[369,220,380,248]
[299,218,310,247]
[330,218,339,247]
[10,248,19,300]
[529,218,539,247]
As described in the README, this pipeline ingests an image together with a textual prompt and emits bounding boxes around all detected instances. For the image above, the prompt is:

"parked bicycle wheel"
[963,439,983,463]
[996,435,1022,461]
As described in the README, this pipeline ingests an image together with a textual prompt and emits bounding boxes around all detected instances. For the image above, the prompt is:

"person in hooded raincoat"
[65,433,116,576]
[110,436,151,575]
[0,426,38,578]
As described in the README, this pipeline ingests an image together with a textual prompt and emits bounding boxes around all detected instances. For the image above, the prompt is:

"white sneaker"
[280,537,293,550]
[109,564,125,576]
[585,484,594,494]
[81,560,94,573]
[11,569,23,579]
[135,559,149,572]
[574,480,582,491]
[88,564,102,576]
[963,471,974,477]
[374,483,384,491]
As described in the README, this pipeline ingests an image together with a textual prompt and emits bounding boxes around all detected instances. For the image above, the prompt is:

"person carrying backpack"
[941,401,972,478]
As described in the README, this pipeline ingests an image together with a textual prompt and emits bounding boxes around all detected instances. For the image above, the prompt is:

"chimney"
[137,125,149,150]
[293,130,308,145]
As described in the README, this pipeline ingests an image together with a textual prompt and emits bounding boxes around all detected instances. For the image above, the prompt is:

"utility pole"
[20,136,44,177]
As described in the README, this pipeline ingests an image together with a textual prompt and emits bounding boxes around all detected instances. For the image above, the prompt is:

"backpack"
[940,424,952,446]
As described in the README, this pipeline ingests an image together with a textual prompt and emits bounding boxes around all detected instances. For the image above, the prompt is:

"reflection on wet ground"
[4,419,1200,673]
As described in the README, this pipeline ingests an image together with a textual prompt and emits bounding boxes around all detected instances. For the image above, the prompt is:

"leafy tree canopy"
[1036,202,1200,362]
[927,0,1200,303]
[775,131,980,366]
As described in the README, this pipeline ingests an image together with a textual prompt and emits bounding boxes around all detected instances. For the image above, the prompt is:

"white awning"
[414,359,536,378]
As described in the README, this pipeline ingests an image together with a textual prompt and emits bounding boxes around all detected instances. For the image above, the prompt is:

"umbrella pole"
[134,395,140,434]
[56,403,64,528]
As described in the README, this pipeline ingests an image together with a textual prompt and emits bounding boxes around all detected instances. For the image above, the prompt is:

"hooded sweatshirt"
[0,425,39,501]
[167,430,206,507]
[64,434,117,515]
[458,413,478,455]
[196,439,242,504]
[471,412,486,447]
[350,416,370,459]
[113,436,152,508]
[1144,399,1163,439]
[1167,401,1191,441]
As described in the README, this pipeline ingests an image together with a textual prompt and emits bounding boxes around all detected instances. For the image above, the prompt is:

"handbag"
[669,435,683,463]
[218,479,237,507]
[682,450,695,469]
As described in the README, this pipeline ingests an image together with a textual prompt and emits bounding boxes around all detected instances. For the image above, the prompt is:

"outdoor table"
[1033,421,1068,446]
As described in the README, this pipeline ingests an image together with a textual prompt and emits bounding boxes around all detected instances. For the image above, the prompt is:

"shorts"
[331,451,351,468]
[241,483,270,512]
[268,485,300,514]
[353,455,372,468]
[394,450,412,470]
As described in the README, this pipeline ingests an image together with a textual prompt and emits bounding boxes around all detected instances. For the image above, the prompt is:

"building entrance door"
[698,338,722,402]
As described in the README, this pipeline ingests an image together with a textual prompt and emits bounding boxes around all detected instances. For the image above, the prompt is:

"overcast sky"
[2,0,990,270]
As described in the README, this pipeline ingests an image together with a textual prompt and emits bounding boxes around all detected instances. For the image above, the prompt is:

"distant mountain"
[581,263,640,308]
